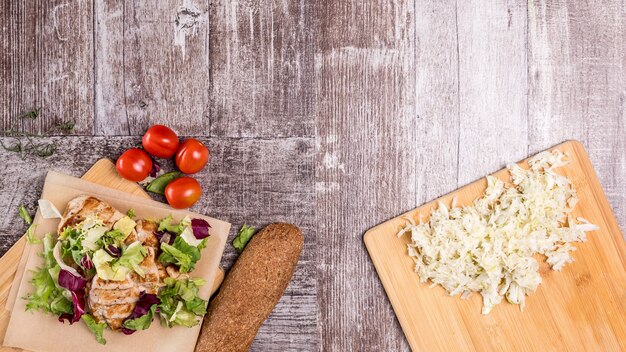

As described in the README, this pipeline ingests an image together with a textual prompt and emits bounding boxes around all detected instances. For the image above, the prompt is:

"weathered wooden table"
[1,1,624,351]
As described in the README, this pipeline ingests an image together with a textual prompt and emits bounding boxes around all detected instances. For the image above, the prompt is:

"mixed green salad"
[24,210,212,345]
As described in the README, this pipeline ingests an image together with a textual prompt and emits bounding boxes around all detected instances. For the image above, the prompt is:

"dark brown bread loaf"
[195,223,303,352]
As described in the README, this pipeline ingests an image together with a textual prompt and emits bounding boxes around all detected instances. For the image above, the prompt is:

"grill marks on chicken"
[58,195,123,233]
[125,220,160,250]
[89,245,163,330]
[89,245,162,330]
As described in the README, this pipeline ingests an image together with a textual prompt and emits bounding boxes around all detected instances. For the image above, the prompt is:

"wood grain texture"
[314,1,416,351]
[365,141,626,352]
[528,0,626,230]
[456,0,528,186]
[414,1,460,204]
[209,0,314,137]
[0,0,94,135]
[1,0,625,350]
[94,0,211,135]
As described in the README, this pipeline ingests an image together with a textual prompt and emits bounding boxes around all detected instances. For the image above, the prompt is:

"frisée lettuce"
[398,150,599,314]
[25,233,73,316]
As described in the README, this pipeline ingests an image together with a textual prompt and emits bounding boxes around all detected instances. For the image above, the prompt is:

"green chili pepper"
[146,171,182,195]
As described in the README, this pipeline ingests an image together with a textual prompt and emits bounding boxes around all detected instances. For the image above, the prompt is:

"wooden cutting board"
[0,159,224,352]
[364,141,626,352]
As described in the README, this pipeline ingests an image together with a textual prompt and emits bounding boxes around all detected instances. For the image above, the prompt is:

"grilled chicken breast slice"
[58,195,124,233]
[89,241,162,330]
[125,219,160,248]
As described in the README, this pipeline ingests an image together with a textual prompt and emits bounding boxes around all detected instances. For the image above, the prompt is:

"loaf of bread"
[195,223,303,352]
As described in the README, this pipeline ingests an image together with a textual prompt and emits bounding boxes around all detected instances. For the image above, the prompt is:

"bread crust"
[195,223,303,352]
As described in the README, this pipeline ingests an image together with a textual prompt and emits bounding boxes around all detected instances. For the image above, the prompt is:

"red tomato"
[164,177,202,209]
[142,125,180,158]
[116,148,153,182]
[175,139,209,174]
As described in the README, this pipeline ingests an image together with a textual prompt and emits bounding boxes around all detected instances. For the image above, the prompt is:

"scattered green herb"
[18,107,41,120]
[126,208,136,219]
[1,107,59,159]
[55,120,75,133]
[146,171,182,195]
[232,224,256,253]
[18,204,32,224]
[1,135,57,159]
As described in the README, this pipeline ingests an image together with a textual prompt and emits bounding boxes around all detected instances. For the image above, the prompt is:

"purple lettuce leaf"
[149,159,161,177]
[191,219,211,239]
[120,292,160,334]
[58,269,87,292]
[80,255,94,270]
[104,244,122,258]
[155,230,176,245]
[58,290,86,324]
[121,327,136,335]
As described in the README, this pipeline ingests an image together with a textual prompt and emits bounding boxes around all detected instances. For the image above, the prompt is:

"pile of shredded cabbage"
[398,150,598,314]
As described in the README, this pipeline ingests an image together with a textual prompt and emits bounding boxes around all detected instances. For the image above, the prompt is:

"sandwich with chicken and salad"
[24,195,213,344]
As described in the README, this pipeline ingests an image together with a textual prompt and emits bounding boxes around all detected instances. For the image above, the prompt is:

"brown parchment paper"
[2,171,230,352]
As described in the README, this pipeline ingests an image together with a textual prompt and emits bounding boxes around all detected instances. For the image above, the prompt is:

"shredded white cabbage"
[398,150,598,314]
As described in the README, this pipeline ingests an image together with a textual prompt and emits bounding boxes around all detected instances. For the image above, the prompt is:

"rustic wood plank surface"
[527,0,626,231]
[0,0,624,350]
[95,1,211,135]
[456,0,528,185]
[0,1,94,135]
[209,0,315,138]
[314,0,417,350]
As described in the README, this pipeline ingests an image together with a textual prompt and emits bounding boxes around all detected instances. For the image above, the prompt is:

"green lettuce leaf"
[42,232,56,266]
[232,224,256,253]
[123,304,157,331]
[158,237,206,273]
[169,302,198,327]
[59,226,85,266]
[115,242,147,276]
[25,224,41,244]
[82,314,107,345]
[157,277,207,328]
[96,229,129,248]
[158,215,189,235]
[92,242,147,280]
[25,233,73,316]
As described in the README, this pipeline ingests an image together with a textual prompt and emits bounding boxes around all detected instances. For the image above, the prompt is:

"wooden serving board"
[0,159,224,352]
[364,141,626,352]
